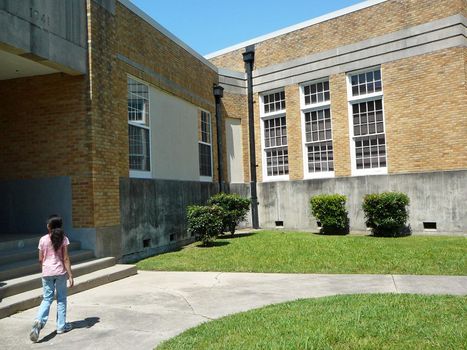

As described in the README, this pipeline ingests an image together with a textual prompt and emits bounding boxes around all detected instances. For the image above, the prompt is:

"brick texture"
[212,0,466,182]
[210,0,465,71]
[221,92,248,181]
[0,73,94,227]
[86,1,220,227]
[383,48,467,173]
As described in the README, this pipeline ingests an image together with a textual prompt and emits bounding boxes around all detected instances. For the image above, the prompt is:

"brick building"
[0,0,220,262]
[211,0,467,234]
[0,0,465,264]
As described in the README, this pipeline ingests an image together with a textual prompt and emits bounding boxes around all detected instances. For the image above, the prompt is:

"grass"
[136,230,467,275]
[156,294,467,350]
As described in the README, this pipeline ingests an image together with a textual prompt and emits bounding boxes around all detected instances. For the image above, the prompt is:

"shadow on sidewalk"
[38,317,100,343]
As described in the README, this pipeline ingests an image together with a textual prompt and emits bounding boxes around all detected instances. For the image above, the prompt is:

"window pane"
[199,143,212,177]
[129,125,150,171]
[127,78,149,125]
[263,90,286,113]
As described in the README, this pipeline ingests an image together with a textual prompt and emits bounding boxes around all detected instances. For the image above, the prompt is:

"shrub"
[362,192,410,237]
[187,205,225,245]
[309,194,349,235]
[208,193,251,235]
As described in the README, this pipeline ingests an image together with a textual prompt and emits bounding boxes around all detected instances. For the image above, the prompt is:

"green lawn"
[156,294,467,350]
[137,231,466,275]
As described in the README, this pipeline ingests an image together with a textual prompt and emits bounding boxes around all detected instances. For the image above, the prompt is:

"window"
[199,110,212,179]
[128,77,150,174]
[301,79,334,178]
[261,90,289,179]
[347,68,387,174]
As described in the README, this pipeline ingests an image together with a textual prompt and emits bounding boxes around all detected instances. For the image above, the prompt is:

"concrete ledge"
[255,170,467,233]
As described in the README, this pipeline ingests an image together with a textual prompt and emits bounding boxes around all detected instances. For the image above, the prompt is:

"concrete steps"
[0,234,137,319]
[0,264,137,319]
[0,241,81,265]
[0,257,117,299]
[0,249,95,281]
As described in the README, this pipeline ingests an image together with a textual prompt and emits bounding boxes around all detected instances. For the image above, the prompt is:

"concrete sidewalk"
[1,271,466,350]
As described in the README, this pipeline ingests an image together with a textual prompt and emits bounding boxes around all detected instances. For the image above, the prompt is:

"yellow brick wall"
[383,48,467,173]
[221,92,249,181]
[232,47,466,182]
[210,0,465,71]
[85,1,220,227]
[0,73,94,227]
[284,85,303,180]
[87,1,123,227]
[115,4,217,112]
[214,0,466,182]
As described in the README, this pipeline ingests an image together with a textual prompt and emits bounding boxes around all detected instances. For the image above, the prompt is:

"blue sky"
[129,0,364,56]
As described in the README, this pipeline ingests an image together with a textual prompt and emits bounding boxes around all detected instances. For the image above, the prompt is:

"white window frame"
[300,78,335,179]
[259,89,289,182]
[199,110,213,182]
[347,67,388,176]
[128,75,152,179]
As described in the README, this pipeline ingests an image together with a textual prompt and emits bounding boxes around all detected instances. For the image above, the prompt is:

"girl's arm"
[38,250,43,267]
[63,245,74,287]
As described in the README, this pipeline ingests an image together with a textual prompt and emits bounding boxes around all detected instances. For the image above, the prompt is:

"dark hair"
[47,215,63,230]
[51,228,65,252]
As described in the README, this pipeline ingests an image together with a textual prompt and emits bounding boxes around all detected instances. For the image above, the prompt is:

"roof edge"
[205,0,389,59]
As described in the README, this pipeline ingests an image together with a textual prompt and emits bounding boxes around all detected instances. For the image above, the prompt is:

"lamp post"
[242,45,259,229]
[213,84,225,193]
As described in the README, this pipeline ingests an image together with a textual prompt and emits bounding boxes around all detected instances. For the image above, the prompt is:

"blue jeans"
[36,274,68,331]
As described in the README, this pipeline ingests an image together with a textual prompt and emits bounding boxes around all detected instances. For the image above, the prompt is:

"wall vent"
[423,222,437,231]
[275,220,284,227]
[143,239,151,248]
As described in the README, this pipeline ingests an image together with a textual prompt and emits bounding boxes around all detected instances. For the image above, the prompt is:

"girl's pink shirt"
[38,234,70,277]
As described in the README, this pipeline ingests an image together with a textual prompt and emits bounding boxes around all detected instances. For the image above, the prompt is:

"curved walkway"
[1,271,466,349]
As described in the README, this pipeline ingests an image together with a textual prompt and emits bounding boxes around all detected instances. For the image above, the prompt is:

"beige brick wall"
[210,0,465,71]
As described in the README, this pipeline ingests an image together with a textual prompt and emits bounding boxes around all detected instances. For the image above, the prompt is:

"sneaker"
[29,320,41,342]
[57,323,72,334]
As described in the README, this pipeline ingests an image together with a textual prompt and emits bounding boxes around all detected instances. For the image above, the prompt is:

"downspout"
[213,84,225,193]
[242,45,259,229]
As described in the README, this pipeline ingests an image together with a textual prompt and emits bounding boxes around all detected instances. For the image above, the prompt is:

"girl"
[30,215,74,342]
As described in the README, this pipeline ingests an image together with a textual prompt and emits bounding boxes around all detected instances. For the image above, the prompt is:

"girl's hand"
[68,277,74,288]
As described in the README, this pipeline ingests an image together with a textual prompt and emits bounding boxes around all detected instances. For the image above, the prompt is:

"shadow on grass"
[218,232,258,240]
[367,225,412,238]
[196,241,230,248]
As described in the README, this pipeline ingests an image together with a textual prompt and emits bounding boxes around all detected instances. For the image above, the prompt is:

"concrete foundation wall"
[119,178,218,262]
[0,176,73,235]
[0,176,99,252]
[256,170,467,234]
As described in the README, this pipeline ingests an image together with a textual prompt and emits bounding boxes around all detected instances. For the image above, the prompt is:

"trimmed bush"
[187,205,225,246]
[310,194,349,235]
[362,192,410,237]
[208,193,251,235]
